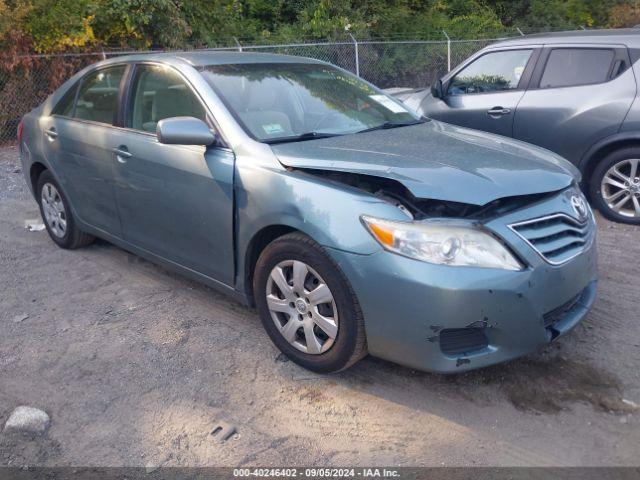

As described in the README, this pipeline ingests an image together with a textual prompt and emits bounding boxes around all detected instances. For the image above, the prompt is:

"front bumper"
[327,192,598,373]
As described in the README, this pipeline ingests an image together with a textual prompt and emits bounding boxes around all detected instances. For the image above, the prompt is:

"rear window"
[52,84,78,117]
[74,66,126,125]
[540,48,615,89]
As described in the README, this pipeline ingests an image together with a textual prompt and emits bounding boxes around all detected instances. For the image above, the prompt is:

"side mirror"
[431,78,444,99]
[156,116,216,146]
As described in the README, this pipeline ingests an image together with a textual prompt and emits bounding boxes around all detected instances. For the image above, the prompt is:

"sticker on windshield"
[262,123,285,135]
[369,95,408,114]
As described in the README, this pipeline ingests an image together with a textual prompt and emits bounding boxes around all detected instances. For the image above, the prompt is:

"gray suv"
[396,29,640,224]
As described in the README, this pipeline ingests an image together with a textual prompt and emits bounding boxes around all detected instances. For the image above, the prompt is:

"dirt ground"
[1,144,639,467]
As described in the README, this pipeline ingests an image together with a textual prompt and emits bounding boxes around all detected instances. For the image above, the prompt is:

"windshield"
[200,63,421,143]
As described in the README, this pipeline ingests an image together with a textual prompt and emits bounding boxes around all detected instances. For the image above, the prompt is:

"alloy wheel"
[41,182,67,238]
[600,158,640,218]
[265,260,339,355]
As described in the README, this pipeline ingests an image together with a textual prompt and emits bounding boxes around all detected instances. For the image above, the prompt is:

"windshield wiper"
[265,119,427,143]
[356,119,427,134]
[265,132,344,144]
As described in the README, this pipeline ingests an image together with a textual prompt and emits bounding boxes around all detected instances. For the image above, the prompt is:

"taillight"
[17,120,24,143]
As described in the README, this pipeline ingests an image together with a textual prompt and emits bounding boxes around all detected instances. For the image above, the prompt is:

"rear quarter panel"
[619,52,640,133]
[20,106,48,196]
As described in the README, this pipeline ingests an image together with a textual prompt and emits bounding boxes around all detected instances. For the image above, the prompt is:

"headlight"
[361,216,522,270]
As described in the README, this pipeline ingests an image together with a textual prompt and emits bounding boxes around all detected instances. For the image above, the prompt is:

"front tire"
[589,148,640,224]
[253,233,367,373]
[37,170,95,249]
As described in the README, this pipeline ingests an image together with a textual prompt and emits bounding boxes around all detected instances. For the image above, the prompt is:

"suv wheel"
[590,148,640,224]
[37,170,95,249]
[253,232,367,373]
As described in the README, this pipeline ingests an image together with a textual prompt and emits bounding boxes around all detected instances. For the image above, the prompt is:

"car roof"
[99,50,326,68]
[490,28,640,48]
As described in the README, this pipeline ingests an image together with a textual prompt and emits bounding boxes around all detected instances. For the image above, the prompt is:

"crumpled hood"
[272,121,578,206]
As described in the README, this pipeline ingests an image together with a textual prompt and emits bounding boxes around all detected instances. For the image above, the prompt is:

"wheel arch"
[580,133,640,197]
[243,224,299,307]
[29,162,48,198]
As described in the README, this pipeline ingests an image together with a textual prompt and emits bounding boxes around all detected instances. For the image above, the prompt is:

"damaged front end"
[293,167,559,222]
[267,123,593,373]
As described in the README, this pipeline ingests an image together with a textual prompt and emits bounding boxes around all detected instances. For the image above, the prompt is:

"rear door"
[513,44,636,164]
[111,63,235,285]
[44,65,127,235]
[424,47,540,137]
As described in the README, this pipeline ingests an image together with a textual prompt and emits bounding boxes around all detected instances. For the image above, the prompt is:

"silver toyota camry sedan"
[18,52,597,373]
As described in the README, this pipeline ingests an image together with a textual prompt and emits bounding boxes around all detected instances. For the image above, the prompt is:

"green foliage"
[38,2,95,51]
[0,0,633,53]
[481,0,628,30]
[92,0,191,49]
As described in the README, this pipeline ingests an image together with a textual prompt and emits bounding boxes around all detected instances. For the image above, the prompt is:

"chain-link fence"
[0,34,531,144]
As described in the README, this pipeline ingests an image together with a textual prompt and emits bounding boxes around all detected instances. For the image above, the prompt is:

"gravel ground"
[0,145,639,467]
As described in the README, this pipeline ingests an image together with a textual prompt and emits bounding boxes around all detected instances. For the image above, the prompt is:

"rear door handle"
[487,107,512,117]
[45,128,58,140]
[113,146,132,163]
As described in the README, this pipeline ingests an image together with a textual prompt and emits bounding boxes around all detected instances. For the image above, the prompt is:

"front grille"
[439,328,489,356]
[509,213,593,265]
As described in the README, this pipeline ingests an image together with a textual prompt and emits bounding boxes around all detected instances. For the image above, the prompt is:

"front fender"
[234,156,412,292]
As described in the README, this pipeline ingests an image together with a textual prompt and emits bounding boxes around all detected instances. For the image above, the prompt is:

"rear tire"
[253,232,367,373]
[37,170,95,249]
[589,147,640,225]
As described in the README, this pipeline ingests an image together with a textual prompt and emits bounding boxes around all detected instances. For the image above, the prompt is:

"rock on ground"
[4,407,50,434]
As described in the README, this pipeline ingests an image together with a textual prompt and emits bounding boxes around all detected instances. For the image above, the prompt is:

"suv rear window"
[540,48,614,89]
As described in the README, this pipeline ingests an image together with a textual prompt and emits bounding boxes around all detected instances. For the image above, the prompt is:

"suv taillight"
[17,120,24,143]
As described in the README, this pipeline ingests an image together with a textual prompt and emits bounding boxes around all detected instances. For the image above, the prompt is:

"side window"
[539,48,615,89]
[74,66,126,125]
[52,84,78,117]
[128,65,207,133]
[448,49,533,95]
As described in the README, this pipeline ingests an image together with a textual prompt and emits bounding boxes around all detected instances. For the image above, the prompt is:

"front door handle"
[113,146,132,163]
[487,107,512,117]
[45,128,58,140]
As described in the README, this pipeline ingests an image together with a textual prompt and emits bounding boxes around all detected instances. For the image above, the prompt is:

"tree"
[0,0,632,54]
[92,0,191,49]
[21,0,95,52]
[609,1,640,27]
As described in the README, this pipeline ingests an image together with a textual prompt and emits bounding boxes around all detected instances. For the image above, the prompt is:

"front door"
[423,48,537,138]
[111,64,235,285]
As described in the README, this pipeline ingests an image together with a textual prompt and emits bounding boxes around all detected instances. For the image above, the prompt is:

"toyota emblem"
[570,195,588,222]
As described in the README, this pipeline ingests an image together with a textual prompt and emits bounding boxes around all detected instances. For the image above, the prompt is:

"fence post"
[442,30,451,72]
[348,33,360,77]
[233,37,242,52]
